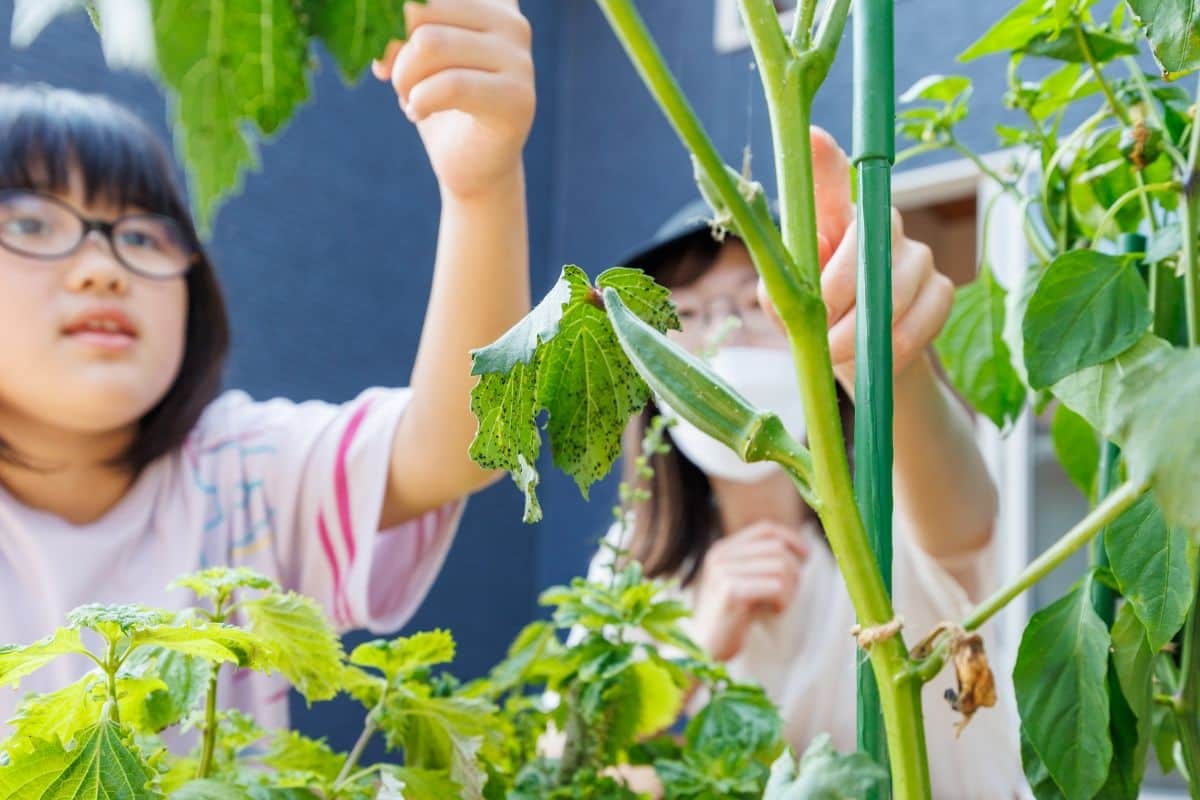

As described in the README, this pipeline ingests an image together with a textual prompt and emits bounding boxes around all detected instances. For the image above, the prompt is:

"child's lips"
[65,329,137,352]
[61,308,140,352]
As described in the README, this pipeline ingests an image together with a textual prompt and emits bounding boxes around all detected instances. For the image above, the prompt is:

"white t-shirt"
[0,388,463,739]
[587,519,1030,800]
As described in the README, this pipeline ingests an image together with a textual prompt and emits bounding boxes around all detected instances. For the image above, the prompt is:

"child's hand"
[372,0,535,200]
[758,128,954,388]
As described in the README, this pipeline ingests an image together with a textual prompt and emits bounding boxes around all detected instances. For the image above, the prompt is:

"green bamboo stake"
[853,0,896,795]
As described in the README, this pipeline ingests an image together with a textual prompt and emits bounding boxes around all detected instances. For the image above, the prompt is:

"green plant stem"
[965,480,1144,631]
[104,640,121,725]
[195,667,220,779]
[1074,23,1131,127]
[1093,181,1179,243]
[1182,73,1200,348]
[594,0,817,315]
[1177,579,1200,796]
[793,0,818,48]
[335,718,379,789]
[949,139,1010,190]
[906,479,1148,685]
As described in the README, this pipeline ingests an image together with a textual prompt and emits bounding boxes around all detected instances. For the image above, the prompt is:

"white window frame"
[714,0,799,53]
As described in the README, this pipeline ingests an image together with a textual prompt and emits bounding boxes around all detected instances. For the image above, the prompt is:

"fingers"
[405,69,534,123]
[891,269,954,369]
[713,520,809,562]
[811,127,854,251]
[388,25,515,107]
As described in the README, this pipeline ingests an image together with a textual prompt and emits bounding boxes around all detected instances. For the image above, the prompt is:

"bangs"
[0,84,187,222]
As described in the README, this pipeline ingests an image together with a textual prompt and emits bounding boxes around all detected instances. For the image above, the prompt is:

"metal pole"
[853,0,895,795]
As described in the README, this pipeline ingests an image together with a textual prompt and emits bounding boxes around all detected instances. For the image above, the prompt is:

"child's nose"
[65,232,129,295]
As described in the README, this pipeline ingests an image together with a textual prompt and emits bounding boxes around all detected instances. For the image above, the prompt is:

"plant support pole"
[854,0,896,794]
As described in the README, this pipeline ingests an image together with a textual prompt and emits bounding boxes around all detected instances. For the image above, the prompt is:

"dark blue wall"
[0,0,1015,749]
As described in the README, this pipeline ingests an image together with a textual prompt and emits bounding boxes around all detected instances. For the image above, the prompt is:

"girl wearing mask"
[586,130,1028,799]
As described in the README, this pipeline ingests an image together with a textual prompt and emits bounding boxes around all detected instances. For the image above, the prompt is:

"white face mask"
[660,346,806,484]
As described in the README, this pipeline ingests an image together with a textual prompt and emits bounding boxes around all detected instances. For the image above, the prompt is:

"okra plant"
[463,1,1200,799]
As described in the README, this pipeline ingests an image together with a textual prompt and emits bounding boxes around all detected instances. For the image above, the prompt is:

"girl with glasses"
[0,0,534,740]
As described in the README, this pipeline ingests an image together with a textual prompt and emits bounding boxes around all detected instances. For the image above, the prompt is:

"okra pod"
[603,287,817,504]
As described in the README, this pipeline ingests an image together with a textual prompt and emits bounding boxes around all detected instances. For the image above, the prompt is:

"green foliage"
[241,592,344,703]
[761,734,888,800]
[1050,403,1100,499]
[1125,0,1200,77]
[469,266,679,521]
[1014,575,1113,798]
[935,266,1027,429]
[9,1,426,230]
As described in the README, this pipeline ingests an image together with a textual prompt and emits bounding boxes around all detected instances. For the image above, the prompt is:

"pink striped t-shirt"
[0,387,463,738]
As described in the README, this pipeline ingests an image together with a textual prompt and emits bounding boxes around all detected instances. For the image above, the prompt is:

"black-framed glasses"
[0,189,197,279]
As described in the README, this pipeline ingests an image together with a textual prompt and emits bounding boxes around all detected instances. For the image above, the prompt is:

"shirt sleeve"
[199,389,464,634]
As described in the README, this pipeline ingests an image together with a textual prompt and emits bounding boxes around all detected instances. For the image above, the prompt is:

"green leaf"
[261,730,344,786]
[1126,0,1200,77]
[596,268,680,334]
[7,673,170,750]
[686,684,783,764]
[1021,730,1066,799]
[1105,493,1197,650]
[0,628,90,690]
[380,687,497,800]
[959,0,1055,60]
[538,302,648,498]
[171,567,278,603]
[307,0,415,83]
[899,74,972,103]
[151,0,312,229]
[120,646,212,732]
[68,605,173,640]
[1013,576,1112,798]
[1022,251,1151,389]
[0,720,161,799]
[1022,27,1140,62]
[349,630,456,683]
[131,621,258,668]
[1050,403,1100,499]
[1051,333,1171,436]
[472,277,574,376]
[1004,260,1048,388]
[468,360,543,523]
[1096,661,1142,800]
[1109,604,1154,792]
[241,592,345,702]
[173,779,255,800]
[762,734,888,799]
[1114,347,1200,529]
[935,267,1027,429]
[377,766,461,800]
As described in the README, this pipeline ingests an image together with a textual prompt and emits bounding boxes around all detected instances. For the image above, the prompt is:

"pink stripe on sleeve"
[334,401,373,567]
[317,510,352,628]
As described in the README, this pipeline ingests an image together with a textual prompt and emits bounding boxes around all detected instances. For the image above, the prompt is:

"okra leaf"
[1109,604,1155,791]
[0,628,90,690]
[1125,0,1200,78]
[1051,333,1171,437]
[305,0,421,83]
[1105,493,1197,651]
[1013,575,1112,799]
[1023,250,1151,389]
[241,592,345,702]
[1050,403,1099,499]
[1114,347,1200,529]
[596,268,679,334]
[762,733,887,800]
[472,278,575,375]
[0,719,161,799]
[151,0,311,230]
[935,266,1027,430]
[349,629,456,684]
[468,360,543,523]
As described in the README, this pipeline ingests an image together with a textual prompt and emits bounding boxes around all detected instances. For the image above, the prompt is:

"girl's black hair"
[0,84,230,471]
